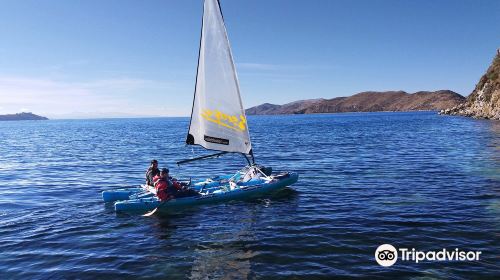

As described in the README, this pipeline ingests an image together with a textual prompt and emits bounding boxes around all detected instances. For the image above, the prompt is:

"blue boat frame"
[110,172,298,213]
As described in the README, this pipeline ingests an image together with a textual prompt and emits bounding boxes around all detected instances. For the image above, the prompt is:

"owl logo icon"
[375,244,398,267]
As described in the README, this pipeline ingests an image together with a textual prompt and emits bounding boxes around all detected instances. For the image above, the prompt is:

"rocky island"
[247,90,465,115]
[440,49,500,120]
[0,112,49,121]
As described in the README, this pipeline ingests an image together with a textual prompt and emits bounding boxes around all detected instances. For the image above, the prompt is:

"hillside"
[441,49,500,119]
[0,112,49,121]
[247,90,465,115]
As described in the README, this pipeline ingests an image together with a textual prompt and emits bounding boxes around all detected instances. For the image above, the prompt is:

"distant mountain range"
[246,90,465,115]
[0,112,48,121]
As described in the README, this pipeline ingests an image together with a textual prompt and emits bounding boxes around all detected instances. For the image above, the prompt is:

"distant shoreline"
[246,110,440,116]
[0,112,48,121]
[6,110,453,122]
[37,111,443,121]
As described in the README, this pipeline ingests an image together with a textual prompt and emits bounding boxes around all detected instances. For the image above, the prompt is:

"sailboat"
[102,0,298,213]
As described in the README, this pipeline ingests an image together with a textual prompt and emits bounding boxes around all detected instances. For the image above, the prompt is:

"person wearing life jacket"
[145,159,160,186]
[153,168,180,201]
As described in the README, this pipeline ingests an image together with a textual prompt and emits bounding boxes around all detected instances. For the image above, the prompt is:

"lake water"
[0,112,499,279]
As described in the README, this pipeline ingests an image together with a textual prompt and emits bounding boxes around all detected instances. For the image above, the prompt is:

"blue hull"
[102,176,231,203]
[113,172,298,213]
[102,186,149,202]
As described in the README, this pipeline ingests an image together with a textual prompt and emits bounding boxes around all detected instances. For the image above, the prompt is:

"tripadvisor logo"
[375,244,398,267]
[375,244,482,267]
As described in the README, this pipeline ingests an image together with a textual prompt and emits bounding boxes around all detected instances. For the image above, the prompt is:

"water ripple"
[0,112,499,278]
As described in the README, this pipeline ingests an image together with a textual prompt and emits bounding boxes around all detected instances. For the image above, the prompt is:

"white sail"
[186,0,252,154]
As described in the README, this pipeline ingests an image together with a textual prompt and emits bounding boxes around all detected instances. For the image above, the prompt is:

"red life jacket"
[153,175,170,201]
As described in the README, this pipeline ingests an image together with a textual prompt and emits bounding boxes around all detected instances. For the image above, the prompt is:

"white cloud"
[238,62,336,72]
[0,75,189,118]
[238,63,281,71]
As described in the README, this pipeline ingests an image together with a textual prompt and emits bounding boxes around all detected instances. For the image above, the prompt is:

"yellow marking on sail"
[201,109,247,132]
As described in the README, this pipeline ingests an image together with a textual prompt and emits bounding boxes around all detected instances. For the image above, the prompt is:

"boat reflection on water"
[144,189,299,278]
[189,225,256,279]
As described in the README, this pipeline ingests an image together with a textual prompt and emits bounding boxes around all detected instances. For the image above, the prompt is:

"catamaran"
[102,0,298,213]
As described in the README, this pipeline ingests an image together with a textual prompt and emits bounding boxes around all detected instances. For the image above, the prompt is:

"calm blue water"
[0,112,499,279]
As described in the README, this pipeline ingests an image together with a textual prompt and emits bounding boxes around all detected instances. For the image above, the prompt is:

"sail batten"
[186,0,252,154]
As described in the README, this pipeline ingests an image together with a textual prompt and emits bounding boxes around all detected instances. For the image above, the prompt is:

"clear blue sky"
[0,0,499,118]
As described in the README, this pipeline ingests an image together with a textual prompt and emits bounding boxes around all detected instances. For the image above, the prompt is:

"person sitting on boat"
[153,168,176,201]
[145,159,160,186]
